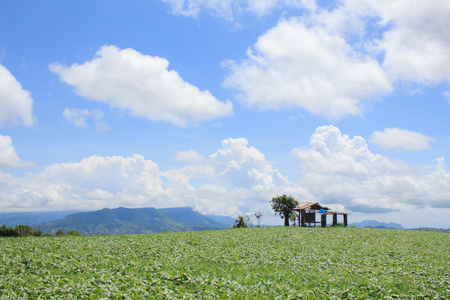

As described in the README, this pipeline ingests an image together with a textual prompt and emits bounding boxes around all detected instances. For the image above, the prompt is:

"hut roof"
[294,202,330,211]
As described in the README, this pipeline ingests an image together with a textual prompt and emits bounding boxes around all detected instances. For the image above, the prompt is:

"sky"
[1,0,449,228]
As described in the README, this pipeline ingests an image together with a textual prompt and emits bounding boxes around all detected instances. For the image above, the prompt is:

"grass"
[0,227,449,299]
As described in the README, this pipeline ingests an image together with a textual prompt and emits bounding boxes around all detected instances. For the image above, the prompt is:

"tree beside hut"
[270,195,299,226]
[270,196,349,228]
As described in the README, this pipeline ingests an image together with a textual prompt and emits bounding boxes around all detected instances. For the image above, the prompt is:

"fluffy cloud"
[0,138,295,216]
[370,0,450,84]
[291,126,410,177]
[167,0,450,88]
[224,18,392,119]
[371,128,434,150]
[0,135,34,169]
[220,1,450,117]
[292,126,450,213]
[164,137,297,215]
[0,64,35,127]
[0,155,166,212]
[63,108,110,132]
[1,130,449,226]
[307,0,450,85]
[50,45,233,127]
[162,0,314,20]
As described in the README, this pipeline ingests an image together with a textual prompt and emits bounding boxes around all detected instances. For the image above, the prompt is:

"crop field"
[1,227,449,299]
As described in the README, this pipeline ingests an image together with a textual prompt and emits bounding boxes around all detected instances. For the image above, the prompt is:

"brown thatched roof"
[294,202,330,211]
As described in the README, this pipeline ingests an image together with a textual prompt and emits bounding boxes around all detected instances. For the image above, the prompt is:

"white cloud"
[309,0,450,85]
[1,131,450,227]
[50,45,233,127]
[166,0,450,88]
[292,125,450,213]
[63,108,110,132]
[220,1,450,118]
[165,137,298,215]
[0,64,35,127]
[0,154,168,212]
[0,135,34,169]
[162,0,314,20]
[0,138,297,217]
[38,154,164,196]
[224,18,392,119]
[291,126,410,177]
[173,150,205,164]
[370,0,450,85]
[371,128,434,150]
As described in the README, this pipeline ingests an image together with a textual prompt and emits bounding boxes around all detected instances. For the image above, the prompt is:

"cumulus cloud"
[224,18,392,119]
[162,0,314,20]
[292,125,450,212]
[308,0,450,85]
[50,45,233,127]
[371,128,434,150]
[0,138,298,216]
[1,130,450,226]
[370,0,450,85]
[0,64,35,127]
[0,135,34,169]
[291,126,410,177]
[166,0,450,89]
[164,137,299,215]
[218,0,450,118]
[0,155,168,212]
[63,108,110,132]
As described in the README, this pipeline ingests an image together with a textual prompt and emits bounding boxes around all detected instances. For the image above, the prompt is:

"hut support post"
[300,209,306,227]
[321,213,326,228]
[332,213,337,226]
[343,214,348,227]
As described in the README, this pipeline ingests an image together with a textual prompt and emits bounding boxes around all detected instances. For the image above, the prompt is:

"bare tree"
[255,211,263,227]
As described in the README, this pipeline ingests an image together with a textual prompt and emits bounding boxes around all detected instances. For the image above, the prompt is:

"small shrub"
[232,216,249,228]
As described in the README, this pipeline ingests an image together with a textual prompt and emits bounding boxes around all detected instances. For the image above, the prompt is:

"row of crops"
[1,227,449,299]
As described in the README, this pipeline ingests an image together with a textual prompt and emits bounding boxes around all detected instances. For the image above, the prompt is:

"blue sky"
[1,0,449,228]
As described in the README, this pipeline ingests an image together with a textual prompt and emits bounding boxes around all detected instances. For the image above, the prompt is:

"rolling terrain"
[34,207,230,235]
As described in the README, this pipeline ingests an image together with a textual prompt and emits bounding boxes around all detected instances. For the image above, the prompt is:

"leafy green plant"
[0,227,448,299]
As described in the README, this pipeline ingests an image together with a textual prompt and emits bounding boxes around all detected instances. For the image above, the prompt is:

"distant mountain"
[350,220,404,230]
[0,210,87,226]
[35,207,229,235]
[205,214,236,227]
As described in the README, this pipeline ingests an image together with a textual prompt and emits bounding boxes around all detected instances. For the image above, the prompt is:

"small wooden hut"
[294,202,348,227]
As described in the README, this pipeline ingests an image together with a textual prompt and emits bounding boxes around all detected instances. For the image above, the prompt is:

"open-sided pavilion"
[294,202,348,227]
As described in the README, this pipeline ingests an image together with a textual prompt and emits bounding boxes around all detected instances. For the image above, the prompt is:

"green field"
[1,227,449,299]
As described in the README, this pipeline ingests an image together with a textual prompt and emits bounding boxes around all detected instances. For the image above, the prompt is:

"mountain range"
[3,209,447,235]
[31,207,233,235]
[350,220,404,229]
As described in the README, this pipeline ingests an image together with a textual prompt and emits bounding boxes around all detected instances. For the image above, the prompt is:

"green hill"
[35,207,228,235]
